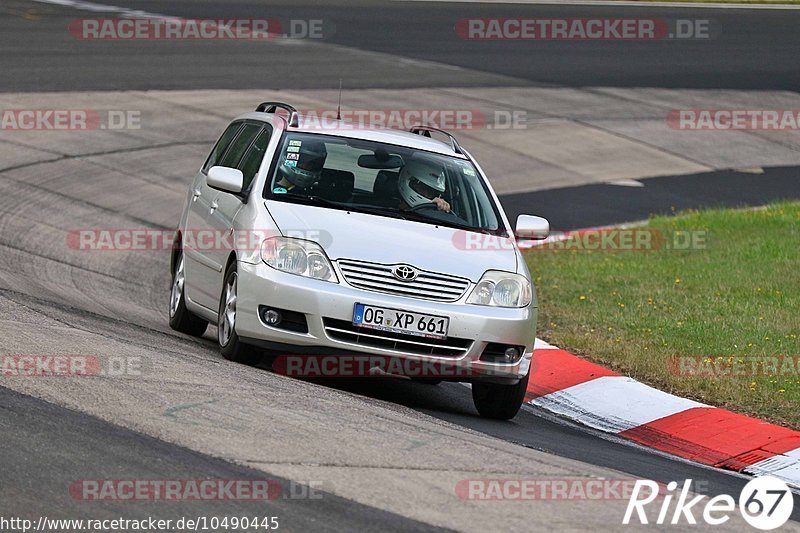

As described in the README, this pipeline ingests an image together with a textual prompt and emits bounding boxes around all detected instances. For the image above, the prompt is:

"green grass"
[525,201,800,428]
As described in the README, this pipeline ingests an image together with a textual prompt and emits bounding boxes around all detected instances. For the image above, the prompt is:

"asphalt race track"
[3,0,800,91]
[1,0,800,530]
[499,165,800,230]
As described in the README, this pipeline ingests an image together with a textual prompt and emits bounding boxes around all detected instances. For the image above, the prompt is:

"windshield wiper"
[339,204,407,220]
[270,195,501,235]
[272,193,344,209]
[343,202,501,235]
[271,195,407,220]
[396,208,501,235]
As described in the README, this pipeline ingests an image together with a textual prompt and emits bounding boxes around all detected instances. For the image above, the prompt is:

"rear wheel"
[472,369,530,420]
[412,378,442,386]
[218,263,260,366]
[168,251,208,337]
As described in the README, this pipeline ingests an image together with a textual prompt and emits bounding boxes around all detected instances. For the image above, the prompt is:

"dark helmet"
[278,140,327,188]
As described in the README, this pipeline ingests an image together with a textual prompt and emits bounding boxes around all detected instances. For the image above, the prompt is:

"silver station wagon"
[170,102,549,419]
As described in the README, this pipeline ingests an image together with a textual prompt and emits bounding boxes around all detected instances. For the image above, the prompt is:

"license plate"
[353,303,449,340]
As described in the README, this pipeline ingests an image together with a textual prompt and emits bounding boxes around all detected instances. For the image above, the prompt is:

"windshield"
[264,132,504,234]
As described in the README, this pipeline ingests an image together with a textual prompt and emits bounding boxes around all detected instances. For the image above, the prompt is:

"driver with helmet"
[397,158,451,213]
[274,140,327,192]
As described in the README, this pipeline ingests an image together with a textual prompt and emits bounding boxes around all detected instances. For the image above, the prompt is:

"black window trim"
[260,131,508,236]
[202,120,274,203]
[203,119,273,175]
[216,121,263,171]
[202,120,244,174]
[237,123,274,196]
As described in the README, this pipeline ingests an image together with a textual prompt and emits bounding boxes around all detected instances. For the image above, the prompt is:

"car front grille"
[323,318,472,358]
[337,260,470,302]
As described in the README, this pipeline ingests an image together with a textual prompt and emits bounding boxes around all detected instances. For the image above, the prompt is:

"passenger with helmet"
[274,140,327,192]
[397,158,451,213]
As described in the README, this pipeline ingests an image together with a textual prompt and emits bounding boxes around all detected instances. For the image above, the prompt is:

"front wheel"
[218,264,260,366]
[168,251,208,337]
[472,369,530,420]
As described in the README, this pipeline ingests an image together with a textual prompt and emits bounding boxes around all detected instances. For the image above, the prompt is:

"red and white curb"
[526,339,800,489]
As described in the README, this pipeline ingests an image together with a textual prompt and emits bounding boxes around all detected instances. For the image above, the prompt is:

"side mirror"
[515,215,549,240]
[207,166,244,194]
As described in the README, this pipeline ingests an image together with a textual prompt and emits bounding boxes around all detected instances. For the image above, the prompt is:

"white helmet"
[398,158,446,208]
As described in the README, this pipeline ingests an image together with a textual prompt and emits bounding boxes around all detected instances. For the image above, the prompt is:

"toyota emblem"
[392,265,418,282]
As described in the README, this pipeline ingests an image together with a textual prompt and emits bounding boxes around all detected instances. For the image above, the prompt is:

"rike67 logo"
[624,477,794,530]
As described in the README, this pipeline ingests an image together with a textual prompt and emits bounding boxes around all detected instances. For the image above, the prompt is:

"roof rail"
[408,126,464,155]
[255,102,299,127]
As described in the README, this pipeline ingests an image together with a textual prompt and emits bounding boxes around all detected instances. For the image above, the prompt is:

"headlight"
[467,271,531,308]
[260,237,338,283]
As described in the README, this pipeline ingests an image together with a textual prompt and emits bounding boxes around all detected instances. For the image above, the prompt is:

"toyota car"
[169,102,549,419]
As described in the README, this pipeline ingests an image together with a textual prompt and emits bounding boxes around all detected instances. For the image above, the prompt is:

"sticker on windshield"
[284,160,297,168]
[273,186,288,194]
[463,168,476,176]
[288,140,302,147]
[286,153,300,160]
[287,146,300,153]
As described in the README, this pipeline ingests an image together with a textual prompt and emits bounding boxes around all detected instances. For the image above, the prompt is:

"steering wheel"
[408,201,438,212]
[407,202,466,225]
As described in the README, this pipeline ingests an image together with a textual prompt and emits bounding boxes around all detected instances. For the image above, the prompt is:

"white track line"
[534,338,559,350]
[745,448,800,489]
[29,0,172,18]
[397,0,800,10]
[530,376,706,433]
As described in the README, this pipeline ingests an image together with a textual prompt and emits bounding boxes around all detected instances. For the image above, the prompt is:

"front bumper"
[236,261,537,384]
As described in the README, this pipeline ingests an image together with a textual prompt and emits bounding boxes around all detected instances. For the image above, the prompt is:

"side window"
[218,123,261,169]
[237,127,272,191]
[204,122,242,171]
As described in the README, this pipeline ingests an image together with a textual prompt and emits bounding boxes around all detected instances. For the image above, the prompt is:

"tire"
[471,368,530,420]
[412,378,442,386]
[169,250,208,337]
[218,263,261,366]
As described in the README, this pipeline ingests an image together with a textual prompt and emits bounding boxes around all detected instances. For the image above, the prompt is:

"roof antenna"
[336,79,343,120]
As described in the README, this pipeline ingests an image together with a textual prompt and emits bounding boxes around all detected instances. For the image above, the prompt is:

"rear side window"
[237,127,272,191]
[218,123,262,169]
[204,122,242,171]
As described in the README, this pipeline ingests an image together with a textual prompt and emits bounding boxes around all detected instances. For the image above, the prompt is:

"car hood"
[265,200,517,282]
